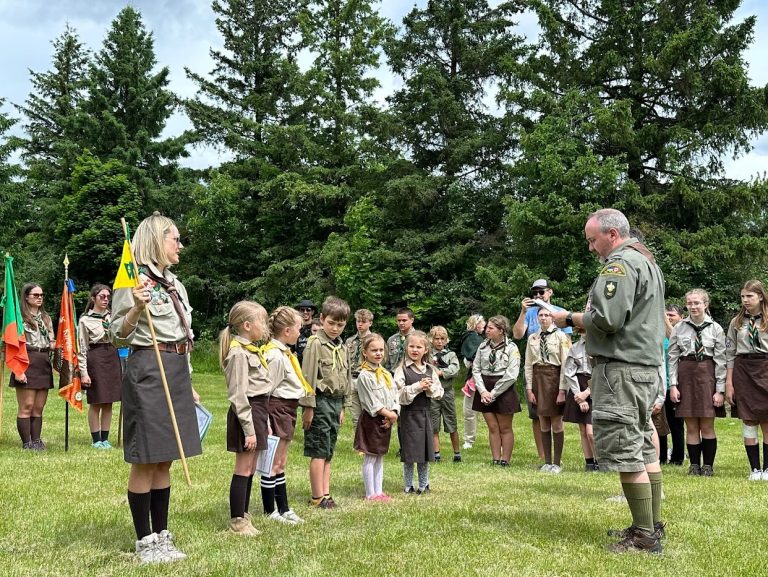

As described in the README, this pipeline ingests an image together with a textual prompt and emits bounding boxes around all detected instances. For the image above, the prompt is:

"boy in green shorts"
[300,296,352,509]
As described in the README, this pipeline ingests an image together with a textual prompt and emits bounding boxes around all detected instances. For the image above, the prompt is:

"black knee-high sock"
[244,474,254,514]
[128,491,152,540]
[260,474,276,515]
[91,431,101,443]
[687,443,702,467]
[553,431,564,466]
[541,429,552,464]
[101,430,110,443]
[701,438,717,467]
[274,473,289,514]
[763,443,768,470]
[746,444,761,470]
[229,474,249,518]
[29,416,42,441]
[658,435,668,464]
[149,486,170,533]
[17,417,31,444]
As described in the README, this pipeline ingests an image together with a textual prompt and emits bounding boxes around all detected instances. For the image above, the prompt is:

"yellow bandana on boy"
[308,335,347,370]
[361,361,392,389]
[230,339,269,370]
[261,342,314,395]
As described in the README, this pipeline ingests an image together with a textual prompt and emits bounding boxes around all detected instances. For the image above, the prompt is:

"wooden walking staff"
[120,218,191,486]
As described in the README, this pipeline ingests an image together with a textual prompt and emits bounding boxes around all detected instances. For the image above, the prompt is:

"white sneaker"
[748,468,763,481]
[462,442,473,450]
[539,464,552,473]
[268,510,295,524]
[549,464,562,474]
[762,468,768,481]
[135,533,165,564]
[605,494,627,503]
[281,509,304,524]
[156,530,187,561]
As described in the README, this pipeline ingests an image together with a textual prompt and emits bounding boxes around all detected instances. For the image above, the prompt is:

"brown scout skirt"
[400,365,435,464]
[675,356,726,419]
[472,374,522,414]
[227,395,270,453]
[9,348,53,390]
[732,355,768,422]
[268,397,299,441]
[85,343,122,404]
[122,349,202,464]
[354,411,392,455]
[532,364,563,417]
[563,373,592,425]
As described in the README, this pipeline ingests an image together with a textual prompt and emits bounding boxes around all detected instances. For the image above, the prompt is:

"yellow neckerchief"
[308,334,347,370]
[262,341,314,395]
[230,339,268,370]
[361,361,392,389]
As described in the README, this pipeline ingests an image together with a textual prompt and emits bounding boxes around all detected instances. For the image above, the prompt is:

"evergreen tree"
[0,102,28,255]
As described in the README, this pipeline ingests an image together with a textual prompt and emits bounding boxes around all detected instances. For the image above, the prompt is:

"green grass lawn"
[1,370,767,577]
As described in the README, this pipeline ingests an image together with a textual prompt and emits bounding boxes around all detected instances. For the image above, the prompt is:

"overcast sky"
[1,0,766,179]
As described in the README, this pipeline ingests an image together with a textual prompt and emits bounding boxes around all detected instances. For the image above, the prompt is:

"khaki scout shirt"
[224,335,272,437]
[393,359,444,405]
[357,365,400,417]
[77,313,112,379]
[264,338,310,401]
[668,315,726,391]
[23,315,53,349]
[582,238,665,366]
[385,328,415,372]
[345,331,370,378]
[299,329,351,408]
[563,336,591,395]
[725,314,768,368]
[524,328,571,390]
[471,338,521,401]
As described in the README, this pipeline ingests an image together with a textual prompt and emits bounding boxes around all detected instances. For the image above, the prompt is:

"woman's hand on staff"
[132,277,153,311]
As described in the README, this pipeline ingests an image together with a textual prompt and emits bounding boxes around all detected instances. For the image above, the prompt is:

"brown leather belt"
[133,342,190,355]
[27,346,51,353]
[739,353,768,360]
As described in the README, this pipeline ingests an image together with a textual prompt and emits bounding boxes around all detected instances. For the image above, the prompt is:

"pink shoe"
[365,495,378,501]
[374,493,392,502]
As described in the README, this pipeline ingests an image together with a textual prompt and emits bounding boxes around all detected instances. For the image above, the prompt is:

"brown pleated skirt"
[675,357,726,418]
[85,343,122,404]
[563,373,592,424]
[472,374,522,414]
[354,410,392,455]
[227,395,269,453]
[268,397,299,441]
[532,364,563,417]
[732,355,768,421]
[122,349,202,464]
[9,349,53,390]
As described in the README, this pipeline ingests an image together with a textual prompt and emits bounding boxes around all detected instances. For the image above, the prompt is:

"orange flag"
[55,279,82,411]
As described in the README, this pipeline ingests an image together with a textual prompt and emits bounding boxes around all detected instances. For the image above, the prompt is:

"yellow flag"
[113,240,137,289]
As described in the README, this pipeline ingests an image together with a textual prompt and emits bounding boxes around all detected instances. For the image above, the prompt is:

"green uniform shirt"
[299,329,352,408]
[582,237,665,366]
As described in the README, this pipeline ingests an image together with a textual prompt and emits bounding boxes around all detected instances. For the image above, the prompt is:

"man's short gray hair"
[590,208,630,238]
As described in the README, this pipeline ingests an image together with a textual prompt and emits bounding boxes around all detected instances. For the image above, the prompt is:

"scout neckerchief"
[746,313,762,350]
[229,339,269,370]
[540,328,553,362]
[308,334,346,370]
[261,341,314,395]
[139,265,194,346]
[88,310,110,331]
[686,319,712,361]
[361,361,392,389]
[33,312,50,344]
[488,338,506,372]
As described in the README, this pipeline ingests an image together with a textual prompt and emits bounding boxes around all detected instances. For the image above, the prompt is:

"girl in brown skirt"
[261,306,313,523]
[355,333,399,501]
[78,283,122,449]
[725,279,768,481]
[472,316,521,466]
[668,288,726,476]
[562,328,597,471]
[220,300,271,535]
[10,282,54,450]
[525,308,571,473]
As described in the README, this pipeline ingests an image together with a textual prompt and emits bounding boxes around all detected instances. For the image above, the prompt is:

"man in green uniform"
[552,208,666,554]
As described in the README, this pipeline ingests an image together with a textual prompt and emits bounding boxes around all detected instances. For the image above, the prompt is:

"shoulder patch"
[604,280,618,299]
[600,263,626,276]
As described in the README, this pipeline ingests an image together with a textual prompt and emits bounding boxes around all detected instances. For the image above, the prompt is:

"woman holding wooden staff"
[110,212,201,564]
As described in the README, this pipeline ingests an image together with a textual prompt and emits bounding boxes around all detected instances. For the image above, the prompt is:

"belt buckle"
[174,342,185,354]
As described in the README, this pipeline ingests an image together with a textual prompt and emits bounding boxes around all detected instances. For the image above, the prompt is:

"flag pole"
[63,254,70,452]
[0,345,5,440]
[121,218,191,486]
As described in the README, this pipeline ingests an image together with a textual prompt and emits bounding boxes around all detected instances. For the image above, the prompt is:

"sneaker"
[462,442,473,450]
[22,441,33,450]
[453,453,462,463]
[325,497,337,508]
[608,527,662,554]
[373,493,392,503]
[281,509,304,523]
[135,533,164,564]
[762,468,768,481]
[434,453,441,462]
[700,465,714,477]
[498,460,510,467]
[31,439,46,451]
[539,464,553,473]
[92,441,105,449]
[156,530,187,561]
[101,440,113,449]
[228,516,261,536]
[608,522,666,540]
[404,486,416,494]
[491,460,501,466]
[687,464,701,476]
[748,468,762,481]
[268,510,296,524]
[549,464,562,474]
[605,494,627,503]
[416,485,430,495]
